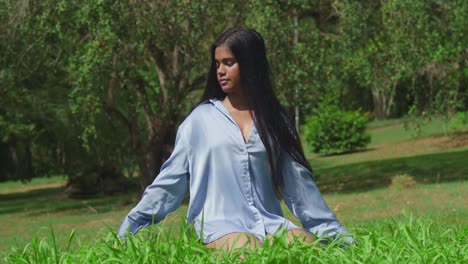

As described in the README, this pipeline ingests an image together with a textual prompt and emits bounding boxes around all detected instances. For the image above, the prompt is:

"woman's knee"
[286,229,314,244]
[205,232,262,251]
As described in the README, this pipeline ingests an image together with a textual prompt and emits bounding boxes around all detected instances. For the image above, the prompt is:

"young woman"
[118,28,352,250]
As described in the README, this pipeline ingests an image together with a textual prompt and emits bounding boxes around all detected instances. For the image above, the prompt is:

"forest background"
[1,1,467,262]
[1,0,466,193]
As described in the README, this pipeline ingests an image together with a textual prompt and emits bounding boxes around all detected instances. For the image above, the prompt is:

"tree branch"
[187,74,206,92]
[149,45,169,104]
[101,102,131,131]
[134,78,156,137]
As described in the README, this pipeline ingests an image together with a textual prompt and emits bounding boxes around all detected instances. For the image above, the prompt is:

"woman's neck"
[223,94,251,111]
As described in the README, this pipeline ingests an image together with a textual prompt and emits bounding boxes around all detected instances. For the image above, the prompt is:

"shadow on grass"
[1,149,466,216]
[315,147,378,158]
[0,187,134,216]
[315,149,468,193]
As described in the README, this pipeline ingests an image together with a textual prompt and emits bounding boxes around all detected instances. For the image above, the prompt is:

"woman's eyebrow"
[215,57,236,62]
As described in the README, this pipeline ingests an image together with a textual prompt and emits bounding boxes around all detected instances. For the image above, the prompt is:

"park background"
[1,0,467,263]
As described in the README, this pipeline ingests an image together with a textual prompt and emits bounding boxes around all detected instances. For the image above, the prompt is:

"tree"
[337,0,467,119]
[247,0,341,121]
[62,0,248,190]
[0,1,134,194]
[0,0,67,181]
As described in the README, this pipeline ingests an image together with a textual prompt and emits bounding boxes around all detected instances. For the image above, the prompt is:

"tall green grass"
[2,215,466,263]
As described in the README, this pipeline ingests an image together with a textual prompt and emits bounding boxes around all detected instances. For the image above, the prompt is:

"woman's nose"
[217,65,225,75]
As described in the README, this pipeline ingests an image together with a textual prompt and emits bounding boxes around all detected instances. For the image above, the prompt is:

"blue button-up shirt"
[118,98,352,243]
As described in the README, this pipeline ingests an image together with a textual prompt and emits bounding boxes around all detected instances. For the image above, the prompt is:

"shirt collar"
[209,98,236,125]
[209,98,258,129]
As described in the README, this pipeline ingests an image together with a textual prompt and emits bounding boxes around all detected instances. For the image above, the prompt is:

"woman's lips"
[219,79,229,86]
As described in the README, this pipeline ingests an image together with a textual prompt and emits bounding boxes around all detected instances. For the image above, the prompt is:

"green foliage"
[61,0,249,188]
[1,0,467,186]
[449,111,468,130]
[1,0,249,187]
[246,0,343,115]
[2,215,467,263]
[402,105,433,138]
[302,102,370,155]
[0,1,72,181]
[247,0,467,121]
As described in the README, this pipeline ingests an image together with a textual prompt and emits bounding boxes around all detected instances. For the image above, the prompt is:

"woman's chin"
[221,87,234,93]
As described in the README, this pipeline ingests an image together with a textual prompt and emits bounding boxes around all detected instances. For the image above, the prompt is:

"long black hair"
[198,27,313,196]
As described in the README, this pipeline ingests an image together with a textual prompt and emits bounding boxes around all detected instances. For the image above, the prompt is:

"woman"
[118,28,352,250]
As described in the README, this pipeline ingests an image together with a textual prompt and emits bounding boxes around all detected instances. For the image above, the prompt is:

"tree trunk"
[134,120,177,192]
[372,90,385,120]
[372,84,396,119]
[9,139,35,181]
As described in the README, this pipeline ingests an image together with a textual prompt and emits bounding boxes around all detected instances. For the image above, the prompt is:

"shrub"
[302,103,370,155]
[448,111,468,130]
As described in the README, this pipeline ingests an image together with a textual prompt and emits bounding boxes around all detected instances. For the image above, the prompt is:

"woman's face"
[215,45,243,95]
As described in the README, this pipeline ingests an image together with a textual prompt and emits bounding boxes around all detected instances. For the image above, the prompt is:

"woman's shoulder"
[190,99,215,115]
[184,99,218,121]
[178,99,217,131]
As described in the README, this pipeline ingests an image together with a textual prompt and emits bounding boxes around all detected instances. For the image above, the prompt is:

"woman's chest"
[227,110,254,144]
[189,113,265,156]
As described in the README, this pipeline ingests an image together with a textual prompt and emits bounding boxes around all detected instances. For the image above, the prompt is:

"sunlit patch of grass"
[369,117,463,146]
[0,176,67,194]
[2,214,466,263]
[321,180,468,226]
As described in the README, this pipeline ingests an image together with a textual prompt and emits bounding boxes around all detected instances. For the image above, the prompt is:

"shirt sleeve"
[118,125,190,238]
[280,150,354,244]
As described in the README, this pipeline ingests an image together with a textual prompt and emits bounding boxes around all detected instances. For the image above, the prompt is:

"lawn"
[0,118,467,263]
[3,214,467,263]
[1,178,467,263]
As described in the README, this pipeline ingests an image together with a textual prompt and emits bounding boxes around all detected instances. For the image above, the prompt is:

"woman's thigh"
[266,229,314,244]
[286,229,314,244]
[205,232,262,251]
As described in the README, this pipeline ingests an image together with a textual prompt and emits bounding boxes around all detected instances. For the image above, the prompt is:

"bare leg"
[205,232,263,251]
[286,229,314,244]
[265,229,314,244]
[205,232,262,261]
